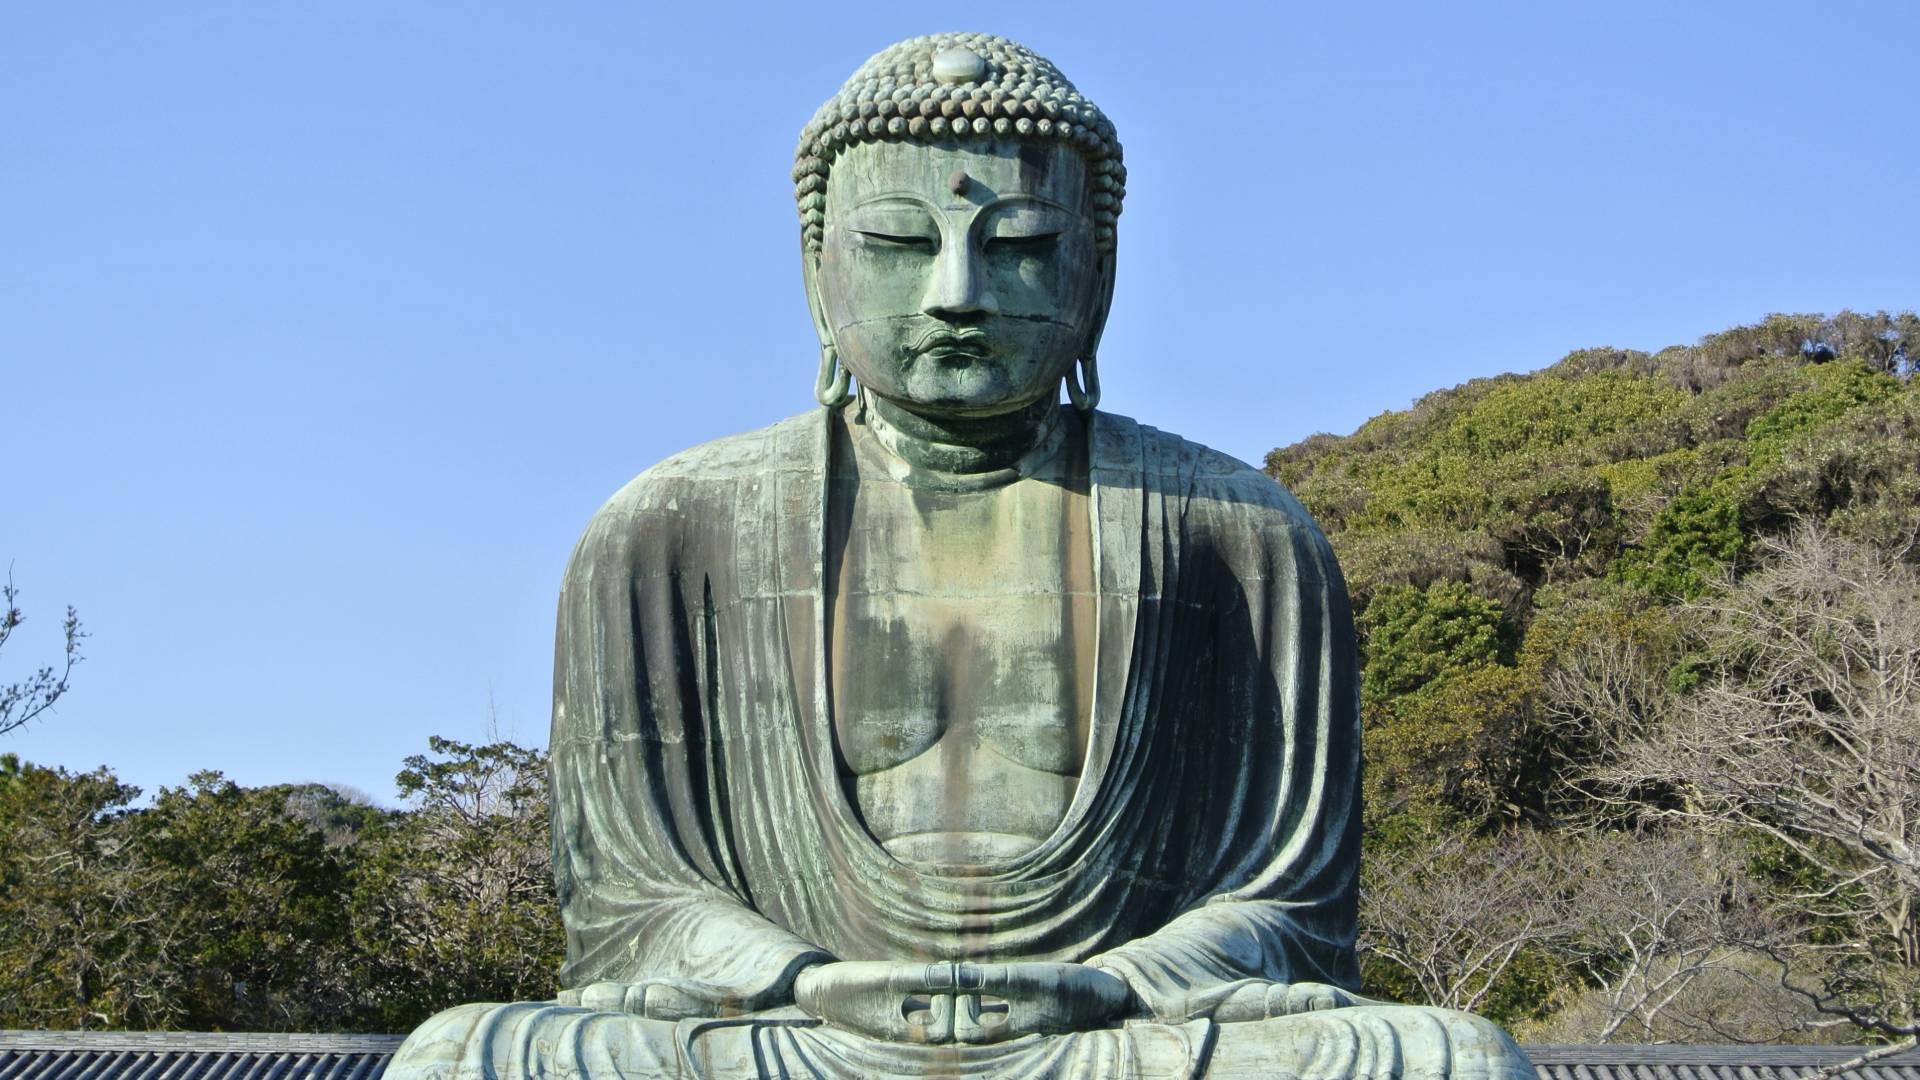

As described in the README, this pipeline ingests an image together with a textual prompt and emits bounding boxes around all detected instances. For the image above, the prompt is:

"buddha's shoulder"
[572,412,821,548]
[1104,412,1324,537]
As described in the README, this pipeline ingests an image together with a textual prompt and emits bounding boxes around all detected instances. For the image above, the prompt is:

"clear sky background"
[5,2,1916,803]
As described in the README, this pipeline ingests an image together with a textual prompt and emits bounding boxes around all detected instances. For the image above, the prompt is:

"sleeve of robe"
[547,470,834,1009]
[1085,482,1365,1023]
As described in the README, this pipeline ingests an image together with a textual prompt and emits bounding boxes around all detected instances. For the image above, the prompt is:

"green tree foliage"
[1267,309,1920,1035]
[1360,582,1513,699]
[1612,474,1753,598]
[135,774,360,1030]
[0,739,561,1033]
[349,737,563,1031]
[1360,583,1541,839]
[0,759,158,1028]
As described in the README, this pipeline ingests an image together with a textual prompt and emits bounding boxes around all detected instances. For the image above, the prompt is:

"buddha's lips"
[910,327,991,359]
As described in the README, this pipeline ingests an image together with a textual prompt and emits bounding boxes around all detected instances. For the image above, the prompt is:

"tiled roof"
[0,1032,402,1080]
[1527,1043,1920,1080]
[4,1031,1918,1080]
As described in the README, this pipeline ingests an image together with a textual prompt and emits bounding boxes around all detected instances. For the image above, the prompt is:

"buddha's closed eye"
[985,232,1059,252]
[856,231,938,250]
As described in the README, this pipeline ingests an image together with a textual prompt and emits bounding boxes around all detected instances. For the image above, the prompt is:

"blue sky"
[5,2,1916,802]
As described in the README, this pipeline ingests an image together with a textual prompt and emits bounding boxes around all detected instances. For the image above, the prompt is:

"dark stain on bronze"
[1016,141,1053,193]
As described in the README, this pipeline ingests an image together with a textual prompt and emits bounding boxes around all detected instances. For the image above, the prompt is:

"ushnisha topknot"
[793,33,1126,254]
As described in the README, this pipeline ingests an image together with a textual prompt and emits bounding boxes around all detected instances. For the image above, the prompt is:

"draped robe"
[386,407,1534,1079]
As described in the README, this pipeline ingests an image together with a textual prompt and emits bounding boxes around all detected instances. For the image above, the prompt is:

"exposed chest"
[823,438,1096,783]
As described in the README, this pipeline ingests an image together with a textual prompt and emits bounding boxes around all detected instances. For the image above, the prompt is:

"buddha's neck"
[863,394,1064,487]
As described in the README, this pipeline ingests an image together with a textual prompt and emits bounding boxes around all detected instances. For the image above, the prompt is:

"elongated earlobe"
[815,343,852,408]
[1066,354,1100,413]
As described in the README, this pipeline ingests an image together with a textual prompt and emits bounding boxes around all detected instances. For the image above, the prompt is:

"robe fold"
[550,408,1361,1008]
[387,408,1539,1077]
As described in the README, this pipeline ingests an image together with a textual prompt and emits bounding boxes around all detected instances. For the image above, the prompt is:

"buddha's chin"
[889,364,1057,418]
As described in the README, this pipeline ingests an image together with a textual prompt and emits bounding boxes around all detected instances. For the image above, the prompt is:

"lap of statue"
[387,983,1534,1080]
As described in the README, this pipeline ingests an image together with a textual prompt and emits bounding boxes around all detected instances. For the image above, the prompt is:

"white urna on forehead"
[793,32,1126,254]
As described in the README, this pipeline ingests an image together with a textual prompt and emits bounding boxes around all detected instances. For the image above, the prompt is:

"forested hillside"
[1268,310,1920,1042]
[0,739,560,1033]
[3,311,1917,1040]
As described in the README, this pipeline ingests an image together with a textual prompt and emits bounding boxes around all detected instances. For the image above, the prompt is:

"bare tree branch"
[1793,1037,1918,1080]
[1558,525,1920,1037]
[0,570,86,737]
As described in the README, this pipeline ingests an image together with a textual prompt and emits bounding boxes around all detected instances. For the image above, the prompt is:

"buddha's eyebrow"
[849,192,937,209]
[983,193,1078,213]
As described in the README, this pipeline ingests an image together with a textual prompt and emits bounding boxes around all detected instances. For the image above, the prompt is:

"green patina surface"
[385,31,1533,1079]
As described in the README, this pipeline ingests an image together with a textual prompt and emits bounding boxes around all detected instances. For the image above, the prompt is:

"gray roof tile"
[0,1035,401,1080]
[7,1031,1920,1080]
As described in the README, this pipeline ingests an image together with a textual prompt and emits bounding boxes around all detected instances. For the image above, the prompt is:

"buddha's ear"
[801,249,834,352]
[802,248,853,408]
[1082,246,1117,361]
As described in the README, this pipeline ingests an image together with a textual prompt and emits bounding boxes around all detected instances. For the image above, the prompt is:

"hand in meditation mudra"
[387,33,1535,1079]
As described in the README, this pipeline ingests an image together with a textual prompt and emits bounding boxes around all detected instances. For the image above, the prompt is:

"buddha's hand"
[1209,980,1375,1023]
[555,979,736,1020]
[793,960,1132,1045]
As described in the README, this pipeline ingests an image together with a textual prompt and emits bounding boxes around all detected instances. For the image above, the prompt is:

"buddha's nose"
[922,242,998,321]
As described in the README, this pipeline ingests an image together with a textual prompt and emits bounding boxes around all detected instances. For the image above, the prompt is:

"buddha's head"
[795,34,1125,418]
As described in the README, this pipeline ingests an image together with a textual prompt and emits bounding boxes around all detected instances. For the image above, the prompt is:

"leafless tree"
[1361,828,1578,1014]
[0,571,85,736]
[1364,823,1802,1042]
[1547,830,1827,1043]
[1566,526,1920,1048]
